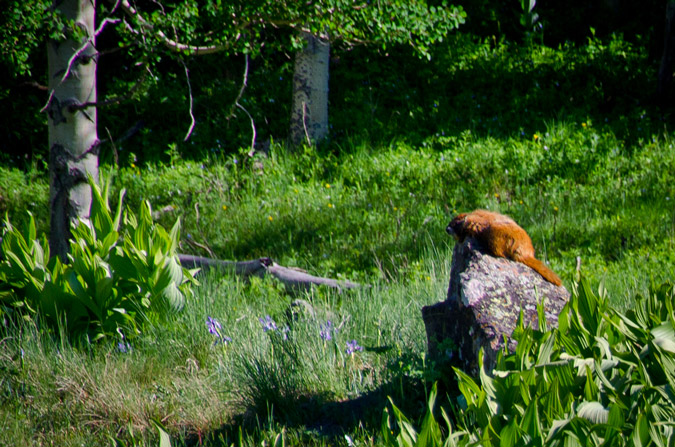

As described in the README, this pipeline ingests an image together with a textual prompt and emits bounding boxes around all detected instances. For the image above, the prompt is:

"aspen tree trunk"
[289,32,330,147]
[46,0,99,259]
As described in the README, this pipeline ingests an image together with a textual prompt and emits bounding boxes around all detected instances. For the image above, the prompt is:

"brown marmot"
[446,209,562,286]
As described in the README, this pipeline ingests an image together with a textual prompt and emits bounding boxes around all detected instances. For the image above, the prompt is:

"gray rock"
[422,238,569,376]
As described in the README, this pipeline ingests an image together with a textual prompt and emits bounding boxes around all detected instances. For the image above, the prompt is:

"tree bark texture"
[47,0,100,259]
[289,32,330,147]
[658,0,675,106]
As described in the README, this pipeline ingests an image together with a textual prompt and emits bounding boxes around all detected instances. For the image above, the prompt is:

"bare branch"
[227,54,250,119]
[18,81,48,91]
[95,17,122,37]
[181,59,196,141]
[116,0,228,55]
[237,103,257,154]
[104,126,119,166]
[226,55,256,153]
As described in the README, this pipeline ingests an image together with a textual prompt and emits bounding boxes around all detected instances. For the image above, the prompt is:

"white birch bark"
[46,0,99,259]
[289,32,330,147]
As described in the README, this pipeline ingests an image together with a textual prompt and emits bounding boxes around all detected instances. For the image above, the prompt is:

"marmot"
[446,209,562,286]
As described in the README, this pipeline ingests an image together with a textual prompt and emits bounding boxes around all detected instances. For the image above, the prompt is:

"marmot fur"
[446,209,562,286]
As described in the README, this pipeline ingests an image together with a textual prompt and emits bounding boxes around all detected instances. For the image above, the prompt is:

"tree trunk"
[289,32,330,148]
[46,0,99,259]
[658,0,675,106]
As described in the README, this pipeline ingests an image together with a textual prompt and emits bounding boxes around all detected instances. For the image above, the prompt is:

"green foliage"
[0,172,197,342]
[383,279,675,446]
[0,0,54,77]
[2,26,675,447]
[113,0,465,58]
[383,383,466,447]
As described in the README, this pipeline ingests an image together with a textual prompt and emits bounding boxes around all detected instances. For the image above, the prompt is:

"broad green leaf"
[536,331,555,365]
[577,401,608,424]
[417,392,442,447]
[100,231,120,254]
[594,335,614,361]
[113,188,126,231]
[95,276,114,308]
[607,404,625,428]
[583,365,599,400]
[152,420,172,447]
[26,212,36,242]
[520,397,542,441]
[385,397,417,446]
[537,293,548,333]
[577,279,599,335]
[88,173,113,236]
[154,225,171,253]
[454,367,483,405]
[154,257,183,293]
[632,414,649,447]
[498,419,519,447]
[160,283,185,312]
[169,215,181,244]
[273,429,285,447]
[652,322,675,353]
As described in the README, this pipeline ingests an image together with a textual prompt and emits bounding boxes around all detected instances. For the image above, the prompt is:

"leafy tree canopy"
[2,0,465,80]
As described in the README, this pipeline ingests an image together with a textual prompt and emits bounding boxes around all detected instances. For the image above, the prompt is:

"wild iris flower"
[345,339,363,355]
[207,316,222,335]
[259,315,278,332]
[319,320,334,341]
[206,316,231,345]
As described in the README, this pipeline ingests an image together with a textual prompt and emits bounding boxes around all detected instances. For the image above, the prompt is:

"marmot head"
[446,213,468,240]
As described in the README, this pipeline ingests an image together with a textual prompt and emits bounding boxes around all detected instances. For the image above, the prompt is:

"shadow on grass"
[184,375,431,446]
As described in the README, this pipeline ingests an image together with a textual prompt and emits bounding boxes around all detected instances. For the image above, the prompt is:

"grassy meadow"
[2,33,675,445]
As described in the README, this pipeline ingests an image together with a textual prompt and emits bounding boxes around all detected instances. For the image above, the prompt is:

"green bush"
[383,278,675,446]
[0,172,197,342]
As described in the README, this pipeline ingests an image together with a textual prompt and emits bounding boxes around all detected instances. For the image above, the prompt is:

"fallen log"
[0,237,360,294]
[177,253,360,293]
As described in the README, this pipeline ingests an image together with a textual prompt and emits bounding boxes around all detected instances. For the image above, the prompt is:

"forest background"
[1,0,675,446]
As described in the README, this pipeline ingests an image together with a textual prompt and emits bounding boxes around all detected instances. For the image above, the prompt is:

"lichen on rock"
[423,238,569,376]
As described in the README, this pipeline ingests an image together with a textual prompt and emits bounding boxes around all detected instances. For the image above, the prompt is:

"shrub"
[383,278,675,446]
[0,171,198,342]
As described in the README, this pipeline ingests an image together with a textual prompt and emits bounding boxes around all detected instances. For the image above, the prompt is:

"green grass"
[109,122,675,305]
[2,33,675,445]
[0,256,449,446]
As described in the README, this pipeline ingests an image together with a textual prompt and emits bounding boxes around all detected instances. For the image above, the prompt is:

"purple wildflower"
[319,320,334,341]
[207,316,222,335]
[217,334,233,345]
[345,339,363,355]
[259,315,278,332]
[206,316,231,345]
[116,330,132,354]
